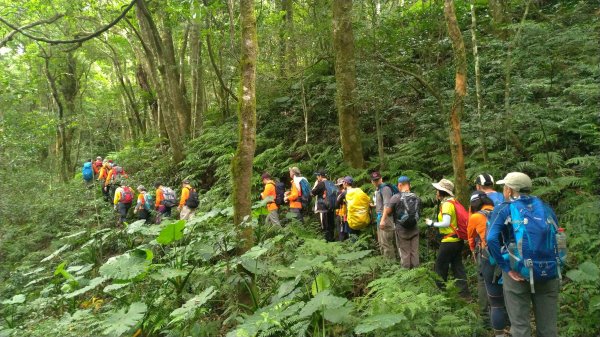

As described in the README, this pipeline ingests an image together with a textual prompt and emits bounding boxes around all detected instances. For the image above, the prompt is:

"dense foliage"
[1,0,599,336]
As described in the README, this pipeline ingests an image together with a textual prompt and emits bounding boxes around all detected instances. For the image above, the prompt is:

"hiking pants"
[137,209,150,223]
[396,231,419,268]
[318,211,335,242]
[101,182,110,201]
[155,205,172,224]
[434,241,469,297]
[265,209,281,226]
[502,272,559,337]
[476,250,491,328]
[480,256,508,333]
[180,205,196,220]
[289,208,303,223]
[117,202,131,225]
[379,228,397,259]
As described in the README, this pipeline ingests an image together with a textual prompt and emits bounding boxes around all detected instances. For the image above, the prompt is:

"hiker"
[98,161,111,202]
[425,178,470,297]
[154,182,177,223]
[468,191,508,337]
[381,176,421,268]
[82,160,94,184]
[92,156,103,177]
[343,176,371,235]
[284,167,306,222]
[474,173,504,206]
[487,172,561,337]
[311,169,337,242]
[134,185,152,223]
[113,181,134,226]
[335,178,349,241]
[105,164,128,201]
[260,173,281,226]
[178,180,198,220]
[372,171,398,259]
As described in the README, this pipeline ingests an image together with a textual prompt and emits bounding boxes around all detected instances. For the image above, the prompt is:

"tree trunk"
[443,0,468,206]
[231,0,258,252]
[190,18,206,137]
[470,2,488,163]
[375,108,385,169]
[135,0,185,163]
[332,0,365,169]
[283,0,296,75]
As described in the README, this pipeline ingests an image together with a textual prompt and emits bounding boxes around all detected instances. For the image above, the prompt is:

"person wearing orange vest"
[98,161,111,202]
[134,185,151,222]
[92,156,103,177]
[260,173,280,226]
[178,180,197,220]
[105,165,128,202]
[113,181,134,226]
[284,167,303,222]
[154,182,176,223]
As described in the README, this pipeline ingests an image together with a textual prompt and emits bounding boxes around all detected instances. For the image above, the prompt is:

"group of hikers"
[82,158,566,337]
[259,167,566,337]
[82,157,200,226]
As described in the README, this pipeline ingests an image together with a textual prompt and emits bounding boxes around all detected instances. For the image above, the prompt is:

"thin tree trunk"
[443,0,468,206]
[332,0,365,169]
[375,108,385,169]
[301,76,309,144]
[470,2,488,163]
[503,0,530,154]
[232,0,258,250]
[190,17,206,137]
[283,0,296,74]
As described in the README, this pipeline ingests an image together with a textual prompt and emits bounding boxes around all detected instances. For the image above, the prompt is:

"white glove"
[425,218,434,227]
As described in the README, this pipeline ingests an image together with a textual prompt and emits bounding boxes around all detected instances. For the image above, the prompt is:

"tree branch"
[0,14,64,48]
[0,0,136,45]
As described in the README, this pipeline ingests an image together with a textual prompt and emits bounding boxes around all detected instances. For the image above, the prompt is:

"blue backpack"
[143,193,154,211]
[82,162,93,181]
[507,196,561,290]
[299,178,312,210]
[323,180,339,211]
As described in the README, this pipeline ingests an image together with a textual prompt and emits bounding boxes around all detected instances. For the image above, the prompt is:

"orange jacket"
[288,180,302,209]
[92,160,103,174]
[136,193,145,210]
[105,167,128,186]
[179,185,192,207]
[261,181,278,211]
[98,165,109,181]
[467,204,494,251]
[155,187,164,208]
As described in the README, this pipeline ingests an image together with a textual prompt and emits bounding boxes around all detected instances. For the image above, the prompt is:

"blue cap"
[343,176,354,185]
[397,176,411,183]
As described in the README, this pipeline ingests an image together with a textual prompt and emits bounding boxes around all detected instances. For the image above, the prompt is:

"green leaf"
[99,250,152,281]
[150,267,189,281]
[104,283,130,293]
[589,295,600,312]
[101,302,147,336]
[311,273,331,296]
[126,220,148,235]
[355,313,406,334]
[2,294,25,305]
[41,244,71,262]
[169,286,216,325]
[336,250,372,262]
[299,290,347,318]
[323,302,354,323]
[64,276,106,299]
[156,220,186,245]
[566,261,600,283]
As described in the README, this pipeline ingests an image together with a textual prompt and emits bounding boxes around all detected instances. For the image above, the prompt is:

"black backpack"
[274,182,286,206]
[185,188,200,209]
[395,192,421,229]
[323,180,339,211]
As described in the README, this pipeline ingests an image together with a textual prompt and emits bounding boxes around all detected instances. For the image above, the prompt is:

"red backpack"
[120,186,134,204]
[447,199,468,240]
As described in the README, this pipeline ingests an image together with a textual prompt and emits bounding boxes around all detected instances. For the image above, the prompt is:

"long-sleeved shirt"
[98,165,109,181]
[179,185,192,208]
[311,180,328,213]
[136,192,145,210]
[155,187,164,209]
[105,167,128,186]
[467,204,494,251]
[261,181,278,211]
[288,179,302,209]
[113,186,133,205]
[336,190,347,220]
[92,160,103,175]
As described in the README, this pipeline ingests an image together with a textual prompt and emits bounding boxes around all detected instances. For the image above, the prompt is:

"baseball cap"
[431,178,455,196]
[475,173,494,186]
[182,179,191,184]
[370,171,382,181]
[261,172,271,180]
[343,176,354,185]
[397,176,411,184]
[497,172,532,192]
[335,178,344,186]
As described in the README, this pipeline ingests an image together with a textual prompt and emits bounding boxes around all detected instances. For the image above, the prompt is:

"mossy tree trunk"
[443,0,468,206]
[232,0,258,251]
[332,0,365,169]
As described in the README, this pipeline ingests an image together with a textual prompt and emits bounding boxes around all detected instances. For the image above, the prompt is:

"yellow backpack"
[345,188,372,230]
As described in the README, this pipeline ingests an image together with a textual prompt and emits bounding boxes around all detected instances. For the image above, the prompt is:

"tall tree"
[443,0,468,205]
[470,2,488,163]
[332,0,365,169]
[231,0,258,250]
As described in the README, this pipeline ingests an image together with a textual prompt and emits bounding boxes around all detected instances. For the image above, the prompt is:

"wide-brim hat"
[432,178,454,196]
